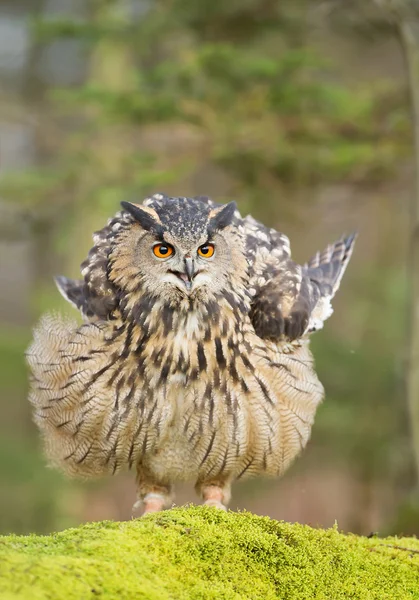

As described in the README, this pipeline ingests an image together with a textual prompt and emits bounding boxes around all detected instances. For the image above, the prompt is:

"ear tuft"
[208,202,237,235]
[121,201,164,236]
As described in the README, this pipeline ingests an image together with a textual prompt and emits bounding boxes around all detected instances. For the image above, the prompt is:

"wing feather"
[246,219,356,340]
[304,233,356,298]
[304,233,357,332]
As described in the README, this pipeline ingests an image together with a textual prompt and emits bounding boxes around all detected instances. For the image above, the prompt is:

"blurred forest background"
[1,0,419,537]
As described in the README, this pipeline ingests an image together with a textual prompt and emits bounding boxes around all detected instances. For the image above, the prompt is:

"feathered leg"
[196,480,231,511]
[133,464,174,516]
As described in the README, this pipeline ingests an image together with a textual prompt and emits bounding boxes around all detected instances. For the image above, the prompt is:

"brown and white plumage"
[27,194,355,513]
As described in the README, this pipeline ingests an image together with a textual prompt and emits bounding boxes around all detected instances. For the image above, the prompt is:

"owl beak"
[184,257,195,283]
[169,257,196,291]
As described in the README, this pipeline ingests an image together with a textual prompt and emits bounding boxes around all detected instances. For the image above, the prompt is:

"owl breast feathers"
[27,194,355,514]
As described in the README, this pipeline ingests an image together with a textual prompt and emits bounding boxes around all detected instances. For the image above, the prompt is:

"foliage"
[3,0,405,218]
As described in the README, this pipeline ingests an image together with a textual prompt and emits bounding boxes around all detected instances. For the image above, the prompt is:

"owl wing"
[54,275,117,320]
[245,215,356,341]
[303,233,356,333]
[55,276,85,312]
[244,215,307,340]
[54,210,134,320]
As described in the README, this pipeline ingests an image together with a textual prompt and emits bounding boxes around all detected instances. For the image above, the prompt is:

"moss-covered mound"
[0,506,418,600]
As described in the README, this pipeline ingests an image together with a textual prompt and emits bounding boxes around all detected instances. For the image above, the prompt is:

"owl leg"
[133,464,174,517]
[196,481,231,511]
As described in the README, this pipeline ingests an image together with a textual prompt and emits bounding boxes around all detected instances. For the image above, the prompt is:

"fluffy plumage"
[27,194,355,513]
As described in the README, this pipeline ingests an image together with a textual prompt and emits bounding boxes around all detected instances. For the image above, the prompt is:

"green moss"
[0,507,418,599]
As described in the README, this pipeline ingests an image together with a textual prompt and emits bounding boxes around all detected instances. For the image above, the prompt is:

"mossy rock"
[0,506,418,599]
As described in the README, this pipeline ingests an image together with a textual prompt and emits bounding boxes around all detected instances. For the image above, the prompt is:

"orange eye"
[198,243,215,258]
[153,243,174,259]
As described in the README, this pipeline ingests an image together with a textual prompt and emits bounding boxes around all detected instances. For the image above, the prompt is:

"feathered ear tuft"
[121,201,164,236]
[208,202,237,235]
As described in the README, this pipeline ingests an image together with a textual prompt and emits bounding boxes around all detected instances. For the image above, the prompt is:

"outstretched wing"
[54,209,135,320]
[244,216,310,341]
[304,233,356,297]
[54,276,117,320]
[246,218,356,341]
[55,276,85,312]
[304,233,356,332]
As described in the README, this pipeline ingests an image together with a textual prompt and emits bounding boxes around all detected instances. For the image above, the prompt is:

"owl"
[27,194,355,515]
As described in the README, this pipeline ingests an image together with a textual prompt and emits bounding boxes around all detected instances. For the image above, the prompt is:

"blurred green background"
[1,0,418,537]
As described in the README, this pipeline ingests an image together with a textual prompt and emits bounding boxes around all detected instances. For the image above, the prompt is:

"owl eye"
[153,243,174,259]
[198,243,215,258]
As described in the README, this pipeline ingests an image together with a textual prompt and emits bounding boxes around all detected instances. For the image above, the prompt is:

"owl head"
[108,195,248,308]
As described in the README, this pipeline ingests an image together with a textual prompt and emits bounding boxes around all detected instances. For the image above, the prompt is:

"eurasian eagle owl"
[27,194,355,514]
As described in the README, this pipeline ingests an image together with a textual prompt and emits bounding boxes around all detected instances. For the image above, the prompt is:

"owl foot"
[132,492,169,517]
[135,465,174,517]
[201,485,228,511]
